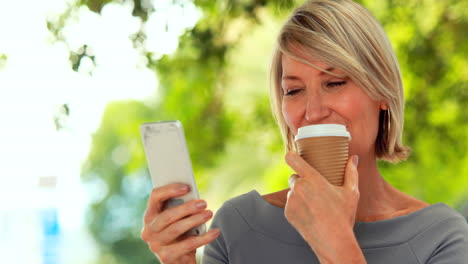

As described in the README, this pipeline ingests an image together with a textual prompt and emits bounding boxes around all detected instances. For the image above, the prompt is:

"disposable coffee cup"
[294,124,350,186]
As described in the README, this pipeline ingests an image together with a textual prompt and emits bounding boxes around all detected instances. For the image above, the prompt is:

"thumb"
[344,155,359,190]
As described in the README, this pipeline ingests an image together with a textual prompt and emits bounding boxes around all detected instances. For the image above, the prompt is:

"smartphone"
[140,120,206,236]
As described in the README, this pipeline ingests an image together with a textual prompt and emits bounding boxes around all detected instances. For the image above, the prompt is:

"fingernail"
[209,229,220,236]
[353,155,359,167]
[196,200,207,209]
[178,184,189,193]
[203,210,213,219]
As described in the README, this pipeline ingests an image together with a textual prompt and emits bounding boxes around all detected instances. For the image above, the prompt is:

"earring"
[385,109,391,130]
[380,102,388,111]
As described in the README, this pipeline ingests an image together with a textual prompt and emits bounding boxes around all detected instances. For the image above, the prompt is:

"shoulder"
[406,203,467,241]
[409,203,468,263]
[202,191,258,264]
[410,203,467,236]
[209,191,258,235]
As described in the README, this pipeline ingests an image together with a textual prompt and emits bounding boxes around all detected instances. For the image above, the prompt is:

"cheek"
[348,97,381,152]
[282,100,300,135]
[358,99,381,131]
[344,88,380,126]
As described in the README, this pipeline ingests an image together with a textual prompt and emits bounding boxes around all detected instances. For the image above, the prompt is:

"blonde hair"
[270,0,410,162]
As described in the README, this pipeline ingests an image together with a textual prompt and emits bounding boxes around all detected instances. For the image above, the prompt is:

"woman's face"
[281,53,384,159]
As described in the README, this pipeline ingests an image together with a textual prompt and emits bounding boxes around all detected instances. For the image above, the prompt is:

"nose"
[305,92,331,123]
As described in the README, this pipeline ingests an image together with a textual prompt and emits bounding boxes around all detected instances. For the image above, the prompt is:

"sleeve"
[410,214,468,264]
[201,203,231,264]
[426,216,468,264]
[202,227,229,264]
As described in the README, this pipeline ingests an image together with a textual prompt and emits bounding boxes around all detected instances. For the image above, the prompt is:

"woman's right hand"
[141,183,220,264]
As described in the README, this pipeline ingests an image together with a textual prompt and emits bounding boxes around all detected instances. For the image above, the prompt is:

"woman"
[141,0,468,263]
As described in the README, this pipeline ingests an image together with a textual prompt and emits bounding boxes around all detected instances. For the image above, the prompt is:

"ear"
[380,101,388,110]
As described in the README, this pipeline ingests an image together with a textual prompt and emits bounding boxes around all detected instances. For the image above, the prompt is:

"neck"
[354,155,413,222]
[355,155,384,220]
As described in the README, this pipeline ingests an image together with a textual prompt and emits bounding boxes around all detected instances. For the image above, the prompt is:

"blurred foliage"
[49,0,467,263]
[69,44,96,73]
[53,104,71,130]
[0,53,7,71]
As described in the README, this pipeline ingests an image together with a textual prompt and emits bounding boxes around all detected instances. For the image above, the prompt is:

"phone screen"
[141,122,193,187]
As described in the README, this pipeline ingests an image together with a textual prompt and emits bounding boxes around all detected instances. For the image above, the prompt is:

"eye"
[326,81,346,89]
[284,88,303,96]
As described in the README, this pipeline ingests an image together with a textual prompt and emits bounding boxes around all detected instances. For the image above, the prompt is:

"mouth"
[306,122,349,128]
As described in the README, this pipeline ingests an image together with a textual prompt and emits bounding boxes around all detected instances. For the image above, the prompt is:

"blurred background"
[0,0,466,263]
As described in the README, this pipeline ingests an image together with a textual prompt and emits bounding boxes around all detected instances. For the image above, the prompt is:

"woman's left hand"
[284,151,365,264]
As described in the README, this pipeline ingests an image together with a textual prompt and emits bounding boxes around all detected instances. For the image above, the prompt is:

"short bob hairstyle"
[270,0,410,163]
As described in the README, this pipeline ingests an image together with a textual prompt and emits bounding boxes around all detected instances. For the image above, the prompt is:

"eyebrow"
[282,67,335,80]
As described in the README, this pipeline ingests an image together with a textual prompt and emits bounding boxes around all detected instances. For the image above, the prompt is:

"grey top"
[202,190,468,264]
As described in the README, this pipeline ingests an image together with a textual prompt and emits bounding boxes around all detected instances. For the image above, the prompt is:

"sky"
[0,0,200,262]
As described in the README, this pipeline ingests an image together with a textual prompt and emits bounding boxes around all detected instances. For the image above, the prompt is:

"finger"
[144,183,190,224]
[156,229,220,263]
[288,174,300,189]
[285,151,326,184]
[150,199,207,233]
[344,155,359,190]
[157,210,213,245]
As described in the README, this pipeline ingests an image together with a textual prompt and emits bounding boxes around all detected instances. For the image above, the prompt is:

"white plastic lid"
[294,124,350,141]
